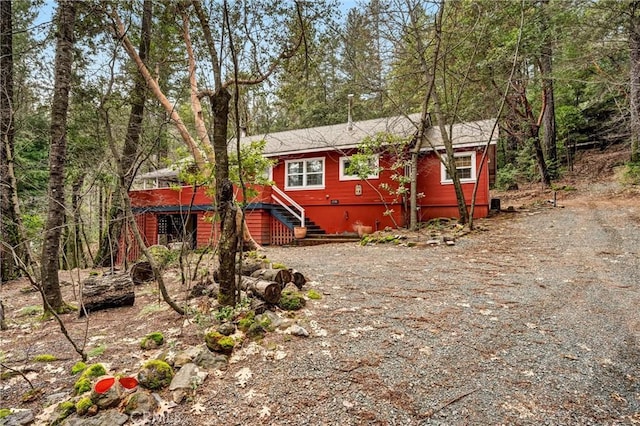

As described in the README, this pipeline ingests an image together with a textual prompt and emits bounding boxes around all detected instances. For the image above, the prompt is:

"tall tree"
[40,0,76,312]
[94,0,153,268]
[538,0,557,172]
[629,1,640,162]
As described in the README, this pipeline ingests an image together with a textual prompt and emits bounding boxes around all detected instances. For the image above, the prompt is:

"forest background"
[1,0,640,316]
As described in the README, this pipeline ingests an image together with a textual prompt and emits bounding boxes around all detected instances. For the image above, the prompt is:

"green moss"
[218,336,235,350]
[71,361,87,375]
[306,289,322,300]
[87,345,106,358]
[138,360,174,390]
[278,290,306,311]
[246,323,265,340]
[271,262,287,270]
[140,332,165,349]
[82,363,106,379]
[75,397,94,416]
[74,363,106,395]
[73,378,92,395]
[0,408,11,419]
[33,354,57,362]
[58,400,76,418]
[204,330,237,354]
[237,317,255,332]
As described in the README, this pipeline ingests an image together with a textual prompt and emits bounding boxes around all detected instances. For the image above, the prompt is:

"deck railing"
[271,185,305,227]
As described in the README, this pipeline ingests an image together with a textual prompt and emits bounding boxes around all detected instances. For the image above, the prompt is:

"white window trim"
[440,151,476,184]
[284,157,325,190]
[339,155,380,181]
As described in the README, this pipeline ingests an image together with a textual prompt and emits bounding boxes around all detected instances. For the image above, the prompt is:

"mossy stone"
[137,360,174,390]
[140,332,165,349]
[278,290,306,311]
[75,397,94,416]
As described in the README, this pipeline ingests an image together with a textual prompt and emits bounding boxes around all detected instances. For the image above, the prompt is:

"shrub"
[622,161,640,185]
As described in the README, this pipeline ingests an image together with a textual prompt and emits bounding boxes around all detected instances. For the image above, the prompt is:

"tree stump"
[130,261,154,285]
[80,273,135,317]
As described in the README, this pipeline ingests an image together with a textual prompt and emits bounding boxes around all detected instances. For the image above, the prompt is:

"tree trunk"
[40,1,76,312]
[210,88,239,307]
[630,2,640,162]
[95,0,152,268]
[0,0,32,281]
[63,175,85,270]
[539,0,557,173]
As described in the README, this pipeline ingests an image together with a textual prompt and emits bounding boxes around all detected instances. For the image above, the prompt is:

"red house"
[121,114,497,261]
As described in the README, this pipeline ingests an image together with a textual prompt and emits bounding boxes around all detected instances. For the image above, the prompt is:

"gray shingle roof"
[136,115,497,181]
[241,114,497,156]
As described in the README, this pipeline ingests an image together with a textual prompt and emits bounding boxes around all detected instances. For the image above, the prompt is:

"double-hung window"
[339,155,379,181]
[285,157,324,190]
[441,152,476,183]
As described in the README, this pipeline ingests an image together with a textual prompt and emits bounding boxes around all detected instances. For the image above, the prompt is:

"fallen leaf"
[235,367,253,388]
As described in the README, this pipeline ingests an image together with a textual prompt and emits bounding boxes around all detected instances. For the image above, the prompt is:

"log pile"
[206,260,308,306]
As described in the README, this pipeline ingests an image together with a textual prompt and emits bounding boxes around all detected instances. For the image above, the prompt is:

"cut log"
[80,273,135,317]
[250,268,292,287]
[130,261,154,285]
[289,269,307,289]
[241,259,268,276]
[239,277,281,304]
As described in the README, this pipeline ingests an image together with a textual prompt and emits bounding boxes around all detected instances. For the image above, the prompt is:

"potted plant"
[294,226,307,239]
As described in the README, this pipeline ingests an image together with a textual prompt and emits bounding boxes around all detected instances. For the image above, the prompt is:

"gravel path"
[162,195,640,425]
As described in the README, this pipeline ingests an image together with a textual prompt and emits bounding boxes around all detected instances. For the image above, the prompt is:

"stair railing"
[271,185,305,227]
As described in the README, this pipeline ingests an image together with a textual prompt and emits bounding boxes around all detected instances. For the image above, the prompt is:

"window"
[340,155,380,181]
[441,152,476,184]
[285,158,324,189]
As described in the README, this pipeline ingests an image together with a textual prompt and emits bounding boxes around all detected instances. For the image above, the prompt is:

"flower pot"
[294,226,307,239]
[357,225,373,237]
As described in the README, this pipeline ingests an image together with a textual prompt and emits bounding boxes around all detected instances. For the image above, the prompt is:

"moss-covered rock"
[204,330,235,355]
[0,408,11,419]
[137,360,174,390]
[74,378,92,395]
[75,397,94,416]
[73,363,107,395]
[278,290,306,311]
[140,332,165,349]
[54,400,76,424]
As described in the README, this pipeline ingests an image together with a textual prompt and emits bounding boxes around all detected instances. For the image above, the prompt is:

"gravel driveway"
[166,194,640,426]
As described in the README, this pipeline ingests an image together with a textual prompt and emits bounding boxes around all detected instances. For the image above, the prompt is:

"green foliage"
[621,162,640,185]
[147,245,179,268]
[33,354,57,362]
[495,163,519,190]
[71,362,87,375]
[214,306,235,322]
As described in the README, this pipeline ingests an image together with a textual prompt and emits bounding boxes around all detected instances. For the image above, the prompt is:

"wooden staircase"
[269,205,361,246]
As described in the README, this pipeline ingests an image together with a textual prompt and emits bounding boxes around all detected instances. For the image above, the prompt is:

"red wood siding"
[270,150,406,233]
[416,149,490,220]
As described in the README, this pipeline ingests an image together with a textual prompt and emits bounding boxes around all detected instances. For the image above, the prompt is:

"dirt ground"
[1,146,639,425]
